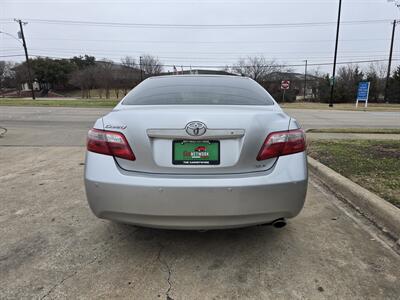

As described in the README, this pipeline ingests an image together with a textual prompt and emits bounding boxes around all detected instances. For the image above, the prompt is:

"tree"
[228,56,297,101]
[335,65,364,102]
[140,55,163,75]
[232,56,283,82]
[121,56,137,69]
[93,59,115,99]
[69,59,138,99]
[69,65,97,98]
[119,56,140,95]
[71,55,96,70]
[315,73,331,103]
[0,61,7,92]
[0,61,5,81]
[1,61,17,90]
[387,65,400,103]
[29,57,77,89]
[13,63,29,91]
[365,62,386,102]
[366,69,380,102]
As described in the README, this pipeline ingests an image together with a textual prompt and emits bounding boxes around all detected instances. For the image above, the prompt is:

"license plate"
[173,140,220,165]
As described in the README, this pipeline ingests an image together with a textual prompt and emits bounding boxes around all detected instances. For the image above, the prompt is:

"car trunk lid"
[102,105,290,174]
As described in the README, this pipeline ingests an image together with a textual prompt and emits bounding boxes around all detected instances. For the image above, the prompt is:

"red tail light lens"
[257,129,306,161]
[87,129,135,161]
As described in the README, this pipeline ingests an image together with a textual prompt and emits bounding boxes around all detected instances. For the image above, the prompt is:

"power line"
[0,0,389,4]
[28,54,399,68]
[25,52,398,64]
[24,18,395,29]
[0,54,25,58]
[2,36,392,44]
[25,48,399,61]
[0,0,388,2]
[23,47,399,56]
[25,55,399,64]
[0,47,24,51]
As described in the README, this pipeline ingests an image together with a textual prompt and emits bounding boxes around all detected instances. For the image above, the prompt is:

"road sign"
[281,80,290,90]
[356,81,370,108]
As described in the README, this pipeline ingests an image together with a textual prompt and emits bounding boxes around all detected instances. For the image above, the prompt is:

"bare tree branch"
[121,56,137,69]
[140,54,163,76]
[232,56,285,82]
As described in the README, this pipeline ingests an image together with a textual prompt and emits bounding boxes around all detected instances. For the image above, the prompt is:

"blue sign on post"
[356,81,370,108]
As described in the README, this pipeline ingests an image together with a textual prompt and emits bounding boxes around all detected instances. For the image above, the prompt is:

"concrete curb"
[308,156,400,242]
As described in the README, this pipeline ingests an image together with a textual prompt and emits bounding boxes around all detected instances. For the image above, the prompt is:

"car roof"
[147,74,250,80]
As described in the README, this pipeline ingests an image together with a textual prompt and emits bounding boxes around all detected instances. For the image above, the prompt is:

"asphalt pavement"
[0,106,399,146]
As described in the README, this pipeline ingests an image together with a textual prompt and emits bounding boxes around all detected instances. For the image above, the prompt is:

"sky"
[0,0,399,74]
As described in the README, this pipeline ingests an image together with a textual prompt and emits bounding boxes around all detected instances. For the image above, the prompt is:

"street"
[1,106,400,299]
[0,106,399,146]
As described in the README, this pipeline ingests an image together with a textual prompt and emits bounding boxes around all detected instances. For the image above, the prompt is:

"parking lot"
[1,106,400,299]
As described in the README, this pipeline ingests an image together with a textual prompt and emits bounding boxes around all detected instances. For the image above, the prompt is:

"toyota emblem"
[185,121,207,136]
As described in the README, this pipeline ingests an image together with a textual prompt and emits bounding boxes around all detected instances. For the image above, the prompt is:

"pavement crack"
[156,243,174,300]
[40,255,99,300]
[40,227,139,299]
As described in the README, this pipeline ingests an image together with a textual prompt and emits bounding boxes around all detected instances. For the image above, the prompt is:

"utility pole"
[15,19,35,100]
[304,59,308,101]
[139,56,143,82]
[384,19,397,102]
[329,0,342,107]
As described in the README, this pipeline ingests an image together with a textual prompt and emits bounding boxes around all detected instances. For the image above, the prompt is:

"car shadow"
[110,222,290,262]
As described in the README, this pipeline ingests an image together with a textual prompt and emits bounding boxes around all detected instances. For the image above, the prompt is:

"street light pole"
[329,0,342,108]
[384,19,397,102]
[139,56,143,82]
[304,59,308,101]
[15,19,35,100]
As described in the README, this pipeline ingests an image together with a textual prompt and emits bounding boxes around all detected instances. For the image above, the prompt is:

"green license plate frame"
[172,140,220,165]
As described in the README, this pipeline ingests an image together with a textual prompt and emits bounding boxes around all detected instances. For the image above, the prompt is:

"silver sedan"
[84,75,308,230]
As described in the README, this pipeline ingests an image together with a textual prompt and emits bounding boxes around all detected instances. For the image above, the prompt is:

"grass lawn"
[308,139,400,208]
[307,128,400,134]
[0,98,119,108]
[281,102,400,112]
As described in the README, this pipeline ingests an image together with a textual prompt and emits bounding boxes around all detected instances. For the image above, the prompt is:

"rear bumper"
[84,152,308,229]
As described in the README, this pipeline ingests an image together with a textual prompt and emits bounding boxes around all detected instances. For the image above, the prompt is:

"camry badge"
[185,121,207,136]
[105,124,127,130]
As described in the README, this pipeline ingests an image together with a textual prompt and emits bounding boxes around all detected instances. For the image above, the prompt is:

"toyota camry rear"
[84,75,308,229]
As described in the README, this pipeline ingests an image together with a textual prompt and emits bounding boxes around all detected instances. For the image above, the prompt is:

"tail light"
[87,128,135,161]
[257,129,306,161]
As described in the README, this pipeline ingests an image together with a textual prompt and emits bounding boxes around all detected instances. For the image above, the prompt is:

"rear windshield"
[122,76,275,106]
